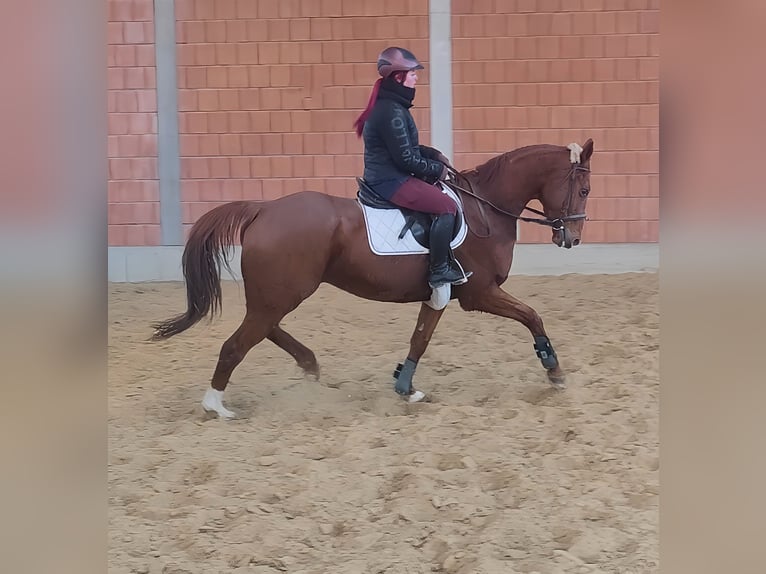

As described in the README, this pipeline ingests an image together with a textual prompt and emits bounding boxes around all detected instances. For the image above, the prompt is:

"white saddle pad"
[358,182,468,256]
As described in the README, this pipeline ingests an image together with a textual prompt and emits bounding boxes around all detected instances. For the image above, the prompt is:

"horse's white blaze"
[202,388,236,419]
[567,143,583,164]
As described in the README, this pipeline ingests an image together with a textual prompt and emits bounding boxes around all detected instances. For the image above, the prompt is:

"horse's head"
[539,139,594,249]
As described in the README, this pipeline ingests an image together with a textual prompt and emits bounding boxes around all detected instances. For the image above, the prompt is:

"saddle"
[355,178,462,249]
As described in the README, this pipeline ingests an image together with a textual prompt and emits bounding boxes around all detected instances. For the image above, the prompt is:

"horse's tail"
[151,201,261,340]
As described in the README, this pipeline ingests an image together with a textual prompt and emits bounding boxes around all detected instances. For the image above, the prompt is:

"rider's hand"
[436,153,453,169]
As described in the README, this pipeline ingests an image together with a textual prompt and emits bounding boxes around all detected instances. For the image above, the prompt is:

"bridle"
[446,163,590,234]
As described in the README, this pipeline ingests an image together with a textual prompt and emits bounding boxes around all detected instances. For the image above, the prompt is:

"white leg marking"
[405,390,427,403]
[427,284,451,310]
[202,388,236,419]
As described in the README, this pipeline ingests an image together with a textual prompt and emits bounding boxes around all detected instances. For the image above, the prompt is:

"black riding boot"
[428,213,469,288]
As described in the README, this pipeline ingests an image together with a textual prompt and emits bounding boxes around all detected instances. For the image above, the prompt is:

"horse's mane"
[462,144,565,189]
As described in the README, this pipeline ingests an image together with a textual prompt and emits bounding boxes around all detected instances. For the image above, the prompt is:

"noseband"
[447,163,589,232]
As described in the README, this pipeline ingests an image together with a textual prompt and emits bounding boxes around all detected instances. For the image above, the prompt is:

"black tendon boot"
[428,213,470,288]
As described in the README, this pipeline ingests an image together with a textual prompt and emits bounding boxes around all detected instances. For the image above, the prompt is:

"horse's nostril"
[573,238,580,246]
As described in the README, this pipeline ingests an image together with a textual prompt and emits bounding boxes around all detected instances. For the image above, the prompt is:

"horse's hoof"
[202,388,237,419]
[404,389,427,403]
[547,371,567,389]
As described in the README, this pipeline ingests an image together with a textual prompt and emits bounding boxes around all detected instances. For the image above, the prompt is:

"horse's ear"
[581,138,594,163]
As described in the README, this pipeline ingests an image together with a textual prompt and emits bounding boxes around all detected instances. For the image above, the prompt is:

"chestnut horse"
[151,139,594,418]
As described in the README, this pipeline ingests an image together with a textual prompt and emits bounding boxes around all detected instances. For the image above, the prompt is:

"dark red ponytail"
[353,78,382,138]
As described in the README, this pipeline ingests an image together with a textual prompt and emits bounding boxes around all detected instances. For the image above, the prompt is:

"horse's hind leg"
[393,303,446,403]
[202,308,280,419]
[267,325,320,380]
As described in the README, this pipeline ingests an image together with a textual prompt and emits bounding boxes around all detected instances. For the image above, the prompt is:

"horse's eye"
[580,188,590,197]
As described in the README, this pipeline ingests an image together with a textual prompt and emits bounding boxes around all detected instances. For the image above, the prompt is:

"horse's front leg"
[461,286,566,387]
[393,302,446,403]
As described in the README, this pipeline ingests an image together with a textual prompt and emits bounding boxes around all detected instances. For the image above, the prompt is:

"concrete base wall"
[108,244,659,282]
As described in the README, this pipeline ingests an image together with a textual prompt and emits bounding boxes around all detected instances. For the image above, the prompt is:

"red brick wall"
[451,0,659,243]
[174,0,430,238]
[107,0,659,246]
[107,0,160,246]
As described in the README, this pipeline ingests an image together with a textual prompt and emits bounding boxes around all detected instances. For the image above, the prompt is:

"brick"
[248,66,270,88]
[648,33,660,57]
[514,37,536,60]
[206,67,227,88]
[214,0,237,19]
[236,43,259,65]
[223,66,247,88]
[196,89,218,112]
[132,0,154,21]
[108,67,125,90]
[209,157,231,178]
[242,179,263,200]
[581,36,605,59]
[181,157,206,179]
[250,155,271,178]
[278,134,301,155]
[270,156,293,178]
[313,155,335,177]
[258,43,280,65]
[483,61,505,83]
[303,133,325,154]
[299,0,322,16]
[516,84,538,106]
[538,83,560,106]
[267,19,291,41]
[266,65,289,87]
[271,111,292,132]
[593,59,615,82]
[183,21,206,44]
[292,156,313,178]
[208,111,230,133]
[136,90,156,113]
[246,19,268,41]
[262,133,283,155]
[248,111,270,132]
[216,43,237,65]
[617,11,640,34]
[594,11,617,34]
[221,180,244,201]
[226,20,248,42]
[238,134,260,156]
[183,67,204,89]
[616,58,640,80]
[483,13,509,37]
[551,12,573,34]
[639,58,659,80]
[204,21,225,44]
[235,0,258,18]
[112,45,136,67]
[195,44,216,66]
[123,21,147,44]
[604,36,628,58]
[279,0,301,17]
[179,134,200,156]
[262,179,284,199]
[334,154,361,177]
[504,107,527,129]
[284,112,308,134]
[528,13,553,36]
[276,88,301,110]
[310,18,333,40]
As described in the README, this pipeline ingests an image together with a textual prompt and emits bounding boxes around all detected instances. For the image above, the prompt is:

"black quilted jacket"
[361,79,445,199]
